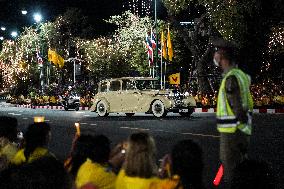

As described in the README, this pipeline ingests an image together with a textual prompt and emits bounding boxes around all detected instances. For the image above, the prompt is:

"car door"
[106,80,122,112]
[121,79,141,112]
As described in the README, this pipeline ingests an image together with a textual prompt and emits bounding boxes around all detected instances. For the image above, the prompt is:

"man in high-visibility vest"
[212,38,253,184]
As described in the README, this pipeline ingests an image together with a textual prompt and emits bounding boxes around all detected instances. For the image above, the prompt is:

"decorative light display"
[123,0,152,16]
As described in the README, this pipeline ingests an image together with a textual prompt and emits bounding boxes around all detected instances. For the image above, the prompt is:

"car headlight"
[184,92,189,97]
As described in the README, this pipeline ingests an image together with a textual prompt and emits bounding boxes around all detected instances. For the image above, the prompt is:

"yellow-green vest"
[217,68,253,135]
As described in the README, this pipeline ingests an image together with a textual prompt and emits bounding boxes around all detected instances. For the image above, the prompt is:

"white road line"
[181,132,219,138]
[80,123,88,125]
[45,120,50,122]
[22,118,28,120]
[90,123,97,126]
[120,127,130,129]
[8,112,15,115]
[83,115,91,117]
[13,114,21,116]
[75,112,85,114]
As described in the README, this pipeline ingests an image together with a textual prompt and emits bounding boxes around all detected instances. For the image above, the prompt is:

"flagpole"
[160,30,163,89]
[154,0,158,79]
[164,61,166,89]
[151,28,154,78]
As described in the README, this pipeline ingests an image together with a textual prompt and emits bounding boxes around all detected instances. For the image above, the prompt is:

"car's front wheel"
[97,101,109,117]
[152,100,167,118]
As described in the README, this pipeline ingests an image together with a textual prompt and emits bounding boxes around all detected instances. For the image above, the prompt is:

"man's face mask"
[213,58,220,67]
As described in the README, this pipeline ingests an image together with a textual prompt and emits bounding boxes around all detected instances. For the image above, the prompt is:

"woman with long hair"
[115,132,160,189]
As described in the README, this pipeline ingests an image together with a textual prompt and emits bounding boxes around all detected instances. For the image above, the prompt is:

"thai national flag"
[151,32,157,49]
[37,51,43,65]
[146,33,153,66]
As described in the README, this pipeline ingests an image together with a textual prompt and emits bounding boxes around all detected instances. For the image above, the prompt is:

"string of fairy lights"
[123,0,152,16]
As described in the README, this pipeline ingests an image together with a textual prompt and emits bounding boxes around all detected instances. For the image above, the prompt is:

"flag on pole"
[161,30,167,60]
[48,49,57,66]
[36,51,43,65]
[57,53,65,68]
[167,27,173,61]
[169,73,180,85]
[146,33,153,66]
[48,49,65,68]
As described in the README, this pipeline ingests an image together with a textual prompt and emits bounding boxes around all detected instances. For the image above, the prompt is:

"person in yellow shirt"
[115,132,161,189]
[75,135,116,189]
[0,116,19,171]
[12,122,53,165]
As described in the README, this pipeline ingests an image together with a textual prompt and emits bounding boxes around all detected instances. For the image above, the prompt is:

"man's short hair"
[212,38,238,63]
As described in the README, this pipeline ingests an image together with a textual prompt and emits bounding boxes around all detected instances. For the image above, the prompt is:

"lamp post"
[33,13,44,92]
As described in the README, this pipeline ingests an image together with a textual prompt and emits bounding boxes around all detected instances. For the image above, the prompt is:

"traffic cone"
[213,164,224,186]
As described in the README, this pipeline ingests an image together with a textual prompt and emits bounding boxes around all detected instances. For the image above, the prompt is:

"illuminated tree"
[162,0,284,93]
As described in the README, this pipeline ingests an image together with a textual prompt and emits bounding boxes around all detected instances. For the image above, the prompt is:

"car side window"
[109,80,121,91]
[122,80,135,90]
[100,82,108,92]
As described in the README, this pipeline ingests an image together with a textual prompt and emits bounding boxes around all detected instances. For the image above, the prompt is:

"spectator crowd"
[0,116,278,189]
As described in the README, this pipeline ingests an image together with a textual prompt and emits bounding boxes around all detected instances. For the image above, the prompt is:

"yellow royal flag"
[169,73,180,85]
[48,49,57,66]
[167,27,173,61]
[48,49,65,68]
[161,30,167,60]
[56,53,65,68]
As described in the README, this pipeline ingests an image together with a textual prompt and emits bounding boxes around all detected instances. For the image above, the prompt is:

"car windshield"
[135,80,160,90]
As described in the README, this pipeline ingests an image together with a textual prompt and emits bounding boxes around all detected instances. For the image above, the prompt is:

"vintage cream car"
[90,77,196,117]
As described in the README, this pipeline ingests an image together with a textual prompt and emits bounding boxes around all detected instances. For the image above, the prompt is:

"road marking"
[83,115,91,117]
[45,120,50,122]
[120,127,150,131]
[75,112,85,114]
[120,127,130,129]
[90,123,97,126]
[22,118,28,120]
[181,132,219,138]
[80,123,88,125]
[13,113,21,116]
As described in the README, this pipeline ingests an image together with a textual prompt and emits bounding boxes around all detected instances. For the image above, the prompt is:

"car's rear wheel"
[97,101,109,117]
[125,113,135,117]
[152,100,167,118]
[179,108,194,117]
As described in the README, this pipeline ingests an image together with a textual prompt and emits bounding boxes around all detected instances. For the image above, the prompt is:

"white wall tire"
[96,101,109,117]
[152,100,167,118]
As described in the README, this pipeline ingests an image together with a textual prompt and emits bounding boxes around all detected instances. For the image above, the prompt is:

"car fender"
[182,96,197,107]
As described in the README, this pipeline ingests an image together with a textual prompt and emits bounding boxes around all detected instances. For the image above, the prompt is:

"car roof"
[99,77,158,83]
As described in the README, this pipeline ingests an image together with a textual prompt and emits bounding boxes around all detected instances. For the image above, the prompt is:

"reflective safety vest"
[217,68,253,135]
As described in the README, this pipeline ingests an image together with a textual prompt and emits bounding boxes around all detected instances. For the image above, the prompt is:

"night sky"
[0,0,126,38]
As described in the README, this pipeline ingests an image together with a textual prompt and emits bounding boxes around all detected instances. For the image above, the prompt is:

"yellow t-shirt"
[12,147,50,165]
[76,158,116,189]
[115,169,161,189]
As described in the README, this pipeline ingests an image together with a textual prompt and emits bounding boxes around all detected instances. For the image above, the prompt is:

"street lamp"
[0,36,4,40]
[1,27,6,31]
[21,10,28,15]
[11,31,18,38]
[33,13,42,23]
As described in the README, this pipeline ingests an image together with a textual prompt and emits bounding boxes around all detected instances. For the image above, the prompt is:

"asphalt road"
[1,101,284,189]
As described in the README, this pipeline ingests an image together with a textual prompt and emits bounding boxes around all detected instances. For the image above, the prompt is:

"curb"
[15,105,284,114]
